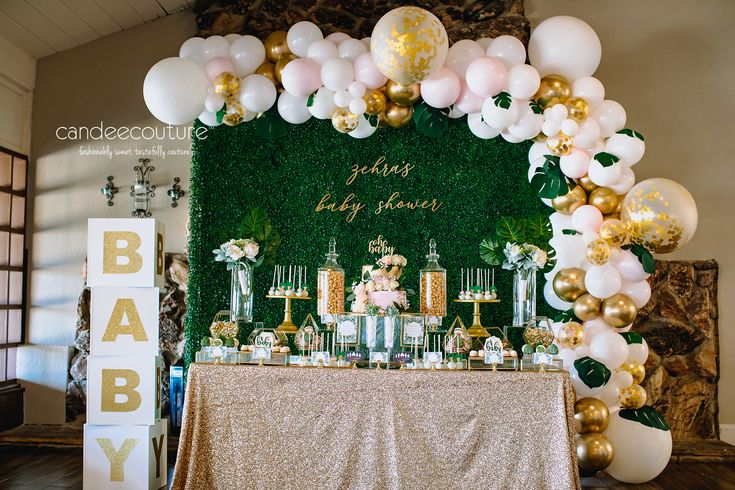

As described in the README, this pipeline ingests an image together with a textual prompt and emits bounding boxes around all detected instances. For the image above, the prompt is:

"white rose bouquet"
[213,238,262,270]
[501,242,548,271]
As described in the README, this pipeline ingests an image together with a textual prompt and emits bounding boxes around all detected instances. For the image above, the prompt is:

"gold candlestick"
[267,295,312,333]
[452,298,500,338]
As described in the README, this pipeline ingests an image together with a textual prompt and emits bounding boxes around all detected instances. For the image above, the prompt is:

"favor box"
[87,356,163,425]
[88,218,165,288]
[83,419,167,490]
[90,287,160,357]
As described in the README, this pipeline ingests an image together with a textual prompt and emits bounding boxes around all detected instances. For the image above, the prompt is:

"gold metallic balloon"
[552,268,587,303]
[331,108,360,134]
[574,294,601,321]
[621,360,646,384]
[566,97,589,122]
[213,72,241,101]
[274,53,297,84]
[557,321,585,348]
[255,62,277,85]
[574,397,610,434]
[599,219,628,247]
[364,89,387,116]
[577,174,598,193]
[605,212,621,221]
[601,293,638,328]
[222,102,245,126]
[264,31,290,62]
[552,185,587,215]
[386,80,421,106]
[621,178,698,254]
[619,384,647,409]
[383,102,414,128]
[588,187,619,215]
[534,74,572,110]
[586,238,611,266]
[576,433,614,476]
[545,132,574,156]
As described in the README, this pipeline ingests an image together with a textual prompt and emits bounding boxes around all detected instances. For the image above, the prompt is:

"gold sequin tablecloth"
[171,364,580,490]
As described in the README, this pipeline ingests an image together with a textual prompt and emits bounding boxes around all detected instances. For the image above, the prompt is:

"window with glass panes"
[0,146,27,386]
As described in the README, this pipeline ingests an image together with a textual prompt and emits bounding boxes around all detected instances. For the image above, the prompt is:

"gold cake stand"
[267,295,312,333]
[452,298,500,338]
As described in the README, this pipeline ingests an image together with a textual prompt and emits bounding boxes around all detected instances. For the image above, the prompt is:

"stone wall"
[639,260,719,440]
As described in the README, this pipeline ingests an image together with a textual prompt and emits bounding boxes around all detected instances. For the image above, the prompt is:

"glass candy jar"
[522,316,555,359]
[317,237,345,317]
[419,239,447,319]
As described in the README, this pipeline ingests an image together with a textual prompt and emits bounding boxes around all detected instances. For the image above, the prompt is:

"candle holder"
[268,294,312,333]
[452,298,500,338]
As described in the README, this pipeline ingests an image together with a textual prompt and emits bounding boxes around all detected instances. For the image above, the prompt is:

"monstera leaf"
[253,107,287,140]
[238,207,281,266]
[413,101,449,138]
[554,309,581,323]
[619,406,670,431]
[530,155,574,199]
[525,214,552,245]
[495,216,526,244]
[479,237,503,266]
[619,332,644,344]
[593,152,620,168]
[573,357,611,388]
[616,128,645,141]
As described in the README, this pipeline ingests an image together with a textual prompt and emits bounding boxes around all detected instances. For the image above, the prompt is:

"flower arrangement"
[213,238,261,269]
[480,215,553,271]
[502,242,548,271]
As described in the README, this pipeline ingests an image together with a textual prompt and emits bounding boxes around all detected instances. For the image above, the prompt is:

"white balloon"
[575,343,591,359]
[506,110,543,141]
[528,156,545,183]
[598,382,621,407]
[549,212,573,236]
[360,36,371,49]
[448,106,465,119]
[549,103,568,121]
[334,90,351,108]
[528,15,602,80]
[445,39,485,78]
[619,280,651,308]
[604,412,673,484]
[570,361,604,397]
[608,165,636,194]
[224,33,241,43]
[486,35,526,68]
[321,58,354,92]
[507,64,541,99]
[180,37,204,60]
[308,87,337,119]
[572,205,603,233]
[560,149,590,178]
[481,96,520,129]
[605,131,645,167]
[581,230,599,245]
[338,38,367,61]
[348,81,366,98]
[572,76,605,109]
[585,264,622,299]
[307,39,339,65]
[501,129,524,143]
[612,370,634,389]
[594,100,627,137]
[277,92,311,124]
[543,279,572,311]
[230,35,265,76]
[238,74,277,113]
[626,338,649,364]
[204,93,225,113]
[542,120,561,137]
[588,158,622,186]
[528,141,548,165]
[197,109,221,127]
[467,113,501,139]
[349,97,367,115]
[615,249,651,282]
[326,32,350,44]
[144,57,209,125]
[200,35,230,62]
[573,118,601,149]
[590,331,628,369]
[287,21,323,58]
[560,118,578,136]
[558,347,577,370]
[349,114,377,139]
[584,318,612,343]
[549,235,585,268]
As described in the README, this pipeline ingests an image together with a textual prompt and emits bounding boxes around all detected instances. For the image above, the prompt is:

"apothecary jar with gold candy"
[317,237,345,322]
[419,238,447,324]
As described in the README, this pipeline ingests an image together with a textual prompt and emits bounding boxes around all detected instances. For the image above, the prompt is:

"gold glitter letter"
[103,231,143,274]
[156,233,164,275]
[101,298,148,342]
[151,434,165,478]
[101,369,141,412]
[96,437,138,481]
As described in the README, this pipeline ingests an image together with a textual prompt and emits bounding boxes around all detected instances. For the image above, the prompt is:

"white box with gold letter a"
[84,218,167,490]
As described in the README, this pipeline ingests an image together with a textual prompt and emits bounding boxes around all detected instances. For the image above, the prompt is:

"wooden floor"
[2,446,735,489]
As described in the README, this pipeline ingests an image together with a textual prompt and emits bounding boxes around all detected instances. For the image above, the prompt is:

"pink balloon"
[455,81,483,114]
[353,52,387,89]
[205,57,235,81]
[420,67,461,108]
[281,59,322,97]
[559,149,590,179]
[465,56,507,97]
[571,205,603,233]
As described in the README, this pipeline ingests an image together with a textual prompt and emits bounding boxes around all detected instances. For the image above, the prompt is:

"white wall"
[527,0,735,430]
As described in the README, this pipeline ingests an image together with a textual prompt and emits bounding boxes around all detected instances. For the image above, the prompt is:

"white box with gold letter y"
[84,218,167,489]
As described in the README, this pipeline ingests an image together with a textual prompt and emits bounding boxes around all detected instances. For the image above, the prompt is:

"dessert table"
[171,364,580,490]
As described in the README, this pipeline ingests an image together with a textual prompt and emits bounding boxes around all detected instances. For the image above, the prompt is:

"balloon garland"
[144,8,697,484]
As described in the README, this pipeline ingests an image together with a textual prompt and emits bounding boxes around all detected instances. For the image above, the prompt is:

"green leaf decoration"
[619,332,644,345]
[237,207,281,267]
[562,229,579,235]
[616,128,645,141]
[492,91,513,110]
[413,102,449,138]
[412,100,428,124]
[479,236,503,266]
[525,215,552,244]
[306,91,316,108]
[548,344,559,355]
[529,99,543,115]
[622,243,655,274]
[253,107,287,140]
[573,357,611,389]
[555,309,581,323]
[594,152,621,168]
[364,114,379,128]
[619,406,670,431]
[216,107,226,124]
[530,154,574,199]
[496,216,526,244]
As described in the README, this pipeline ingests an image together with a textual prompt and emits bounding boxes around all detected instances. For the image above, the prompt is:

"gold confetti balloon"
[621,360,646,384]
[331,108,360,133]
[370,6,449,85]
[552,267,587,302]
[264,31,290,62]
[574,397,610,434]
[619,384,647,409]
[222,101,245,126]
[546,132,574,156]
[382,102,413,128]
[385,80,422,106]
[599,219,628,247]
[576,433,614,476]
[364,89,387,115]
[586,238,611,266]
[552,185,587,215]
[557,321,585,348]
[588,186,619,215]
[566,96,589,121]
[601,293,638,328]
[574,293,601,321]
[621,178,698,254]
[534,74,572,109]
[213,72,241,101]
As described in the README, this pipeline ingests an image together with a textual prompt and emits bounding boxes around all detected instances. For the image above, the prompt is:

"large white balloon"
[605,131,645,167]
[486,35,527,69]
[571,76,605,109]
[590,331,628,369]
[619,280,651,308]
[608,165,636,194]
[445,39,484,78]
[180,37,204,62]
[321,58,354,92]
[571,205,603,233]
[594,100,627,137]
[574,118,601,149]
[238,74,277,113]
[507,64,541,99]
[626,337,649,364]
[230,35,265,76]
[144,57,208,125]
[307,39,339,65]
[583,318,612,343]
[570,361,604,397]
[549,235,585,268]
[277,92,311,124]
[467,113,501,139]
[197,109,221,127]
[604,412,672,484]
[481,96,520,129]
[588,158,622,186]
[528,16,602,80]
[585,264,622,299]
[287,21,323,57]
[338,38,367,61]
[200,36,230,62]
[308,87,337,119]
[615,249,650,282]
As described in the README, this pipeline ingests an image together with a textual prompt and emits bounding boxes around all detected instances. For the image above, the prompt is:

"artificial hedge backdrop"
[186,117,552,367]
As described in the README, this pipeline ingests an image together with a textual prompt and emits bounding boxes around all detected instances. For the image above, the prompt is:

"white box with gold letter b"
[87,355,163,426]
[87,218,165,288]
[83,418,167,490]
[91,287,160,357]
